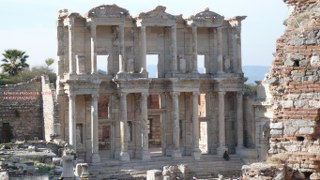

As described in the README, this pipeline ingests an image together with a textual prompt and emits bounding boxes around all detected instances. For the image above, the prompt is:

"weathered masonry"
[56,5,246,162]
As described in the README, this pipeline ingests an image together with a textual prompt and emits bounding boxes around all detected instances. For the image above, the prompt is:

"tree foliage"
[1,49,29,76]
[45,58,54,68]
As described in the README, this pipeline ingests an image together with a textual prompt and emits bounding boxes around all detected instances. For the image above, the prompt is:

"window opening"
[147,54,159,78]
[97,55,109,74]
[197,55,205,73]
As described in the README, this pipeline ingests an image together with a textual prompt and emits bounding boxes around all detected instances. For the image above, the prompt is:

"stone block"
[0,171,9,180]
[270,122,283,129]
[146,169,162,180]
[311,56,320,66]
[298,127,314,134]
[282,100,294,108]
[270,129,283,135]
[283,127,298,135]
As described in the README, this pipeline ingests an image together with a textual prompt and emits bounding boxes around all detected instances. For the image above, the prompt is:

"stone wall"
[243,0,320,179]
[0,77,43,141]
[42,76,58,142]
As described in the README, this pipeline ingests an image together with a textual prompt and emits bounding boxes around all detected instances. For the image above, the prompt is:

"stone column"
[171,92,181,158]
[217,91,227,155]
[235,28,242,73]
[68,94,76,149]
[90,23,97,74]
[192,92,201,160]
[171,25,178,73]
[192,25,198,73]
[217,27,224,74]
[141,25,147,73]
[119,25,126,73]
[68,17,76,74]
[236,92,244,153]
[91,94,100,163]
[140,92,150,160]
[120,92,130,161]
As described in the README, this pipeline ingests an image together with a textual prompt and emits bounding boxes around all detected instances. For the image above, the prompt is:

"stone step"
[88,155,243,179]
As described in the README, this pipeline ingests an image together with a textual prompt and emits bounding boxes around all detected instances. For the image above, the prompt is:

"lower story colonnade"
[62,84,245,163]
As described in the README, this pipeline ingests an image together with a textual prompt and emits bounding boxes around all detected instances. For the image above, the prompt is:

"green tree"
[1,49,29,76]
[45,58,54,68]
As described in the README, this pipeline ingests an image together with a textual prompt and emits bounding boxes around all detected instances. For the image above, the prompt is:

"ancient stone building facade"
[56,5,247,163]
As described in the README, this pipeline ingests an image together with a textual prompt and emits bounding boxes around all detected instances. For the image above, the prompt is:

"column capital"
[120,92,128,97]
[141,92,149,97]
[192,91,200,96]
[170,92,180,97]
[68,93,76,99]
[91,93,99,100]
[218,91,226,96]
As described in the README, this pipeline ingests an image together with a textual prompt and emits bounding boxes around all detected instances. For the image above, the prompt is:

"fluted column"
[217,27,224,74]
[119,25,126,73]
[192,25,198,73]
[171,25,178,73]
[192,92,201,160]
[236,92,244,152]
[140,92,150,160]
[90,23,97,74]
[68,17,76,74]
[217,91,227,155]
[141,25,147,73]
[120,92,130,161]
[171,92,181,158]
[68,94,76,149]
[91,94,100,163]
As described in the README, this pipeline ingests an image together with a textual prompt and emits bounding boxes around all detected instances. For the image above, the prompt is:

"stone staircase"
[88,154,244,179]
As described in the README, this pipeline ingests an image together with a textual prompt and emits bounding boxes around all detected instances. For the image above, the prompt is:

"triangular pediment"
[138,6,175,20]
[87,4,130,18]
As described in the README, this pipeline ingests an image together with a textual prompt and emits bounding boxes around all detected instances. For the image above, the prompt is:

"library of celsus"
[55,4,248,163]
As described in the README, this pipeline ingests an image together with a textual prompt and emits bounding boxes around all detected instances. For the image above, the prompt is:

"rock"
[0,171,9,180]
[27,145,36,152]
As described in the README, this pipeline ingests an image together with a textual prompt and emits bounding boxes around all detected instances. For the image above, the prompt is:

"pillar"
[217,27,224,74]
[68,17,76,74]
[171,92,181,158]
[91,94,100,163]
[192,25,198,73]
[171,25,178,73]
[140,92,150,160]
[217,91,227,155]
[192,92,201,160]
[68,94,76,149]
[236,92,244,153]
[120,92,130,161]
[90,23,97,74]
[119,25,126,73]
[141,25,147,73]
[235,28,243,73]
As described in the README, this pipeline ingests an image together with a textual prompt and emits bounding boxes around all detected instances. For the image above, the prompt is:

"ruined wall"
[0,77,43,141]
[246,0,320,178]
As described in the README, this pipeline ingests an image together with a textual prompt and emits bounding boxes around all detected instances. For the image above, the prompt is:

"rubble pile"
[0,140,73,179]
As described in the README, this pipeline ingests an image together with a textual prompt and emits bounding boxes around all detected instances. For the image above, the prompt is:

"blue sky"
[0,0,288,68]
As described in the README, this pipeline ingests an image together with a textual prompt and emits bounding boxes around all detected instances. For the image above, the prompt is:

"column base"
[217,146,228,156]
[171,149,181,158]
[141,150,151,161]
[120,151,130,161]
[192,148,201,160]
[91,153,100,163]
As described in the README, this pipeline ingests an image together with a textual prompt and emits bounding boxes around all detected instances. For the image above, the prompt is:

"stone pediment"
[188,8,224,27]
[86,4,130,18]
[138,6,175,20]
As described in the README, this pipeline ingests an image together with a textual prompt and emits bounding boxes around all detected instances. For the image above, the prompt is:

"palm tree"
[1,49,29,76]
[45,58,54,68]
